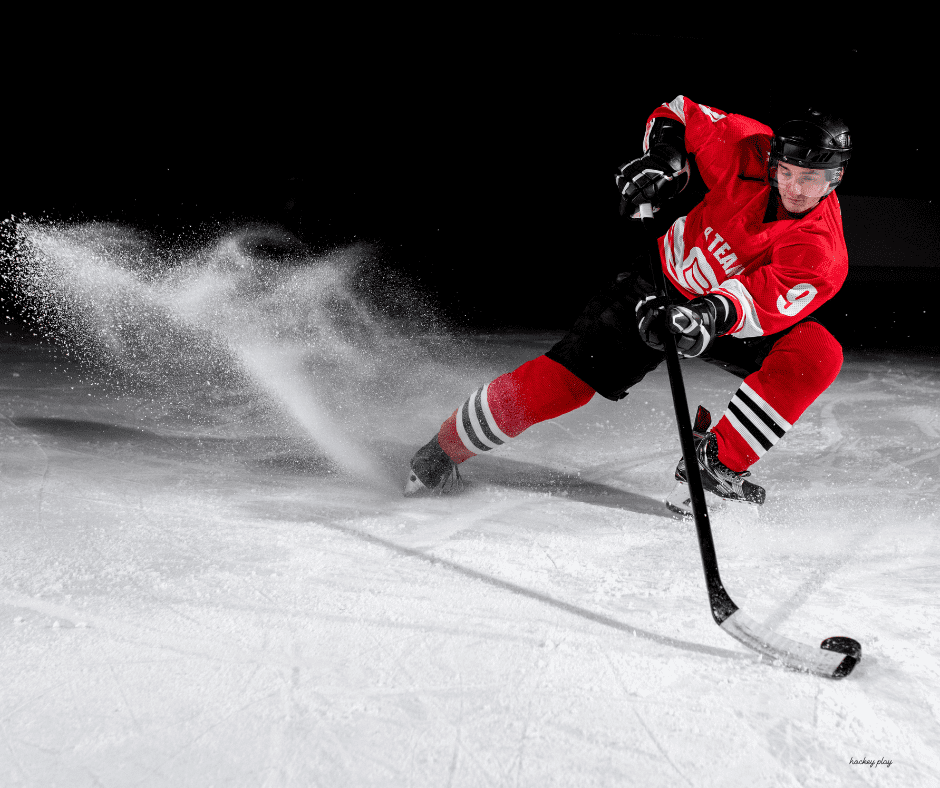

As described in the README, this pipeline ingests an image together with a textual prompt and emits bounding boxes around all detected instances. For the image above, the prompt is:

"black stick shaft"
[639,204,736,623]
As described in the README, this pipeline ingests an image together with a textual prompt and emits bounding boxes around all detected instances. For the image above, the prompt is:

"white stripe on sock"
[725,409,770,458]
[467,390,502,450]
[455,397,481,454]
[740,382,792,431]
[731,395,781,448]
[480,381,512,444]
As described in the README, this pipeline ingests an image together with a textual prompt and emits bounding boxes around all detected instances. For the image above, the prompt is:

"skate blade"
[665,482,694,517]
[664,481,724,518]
[404,470,429,497]
[403,468,468,498]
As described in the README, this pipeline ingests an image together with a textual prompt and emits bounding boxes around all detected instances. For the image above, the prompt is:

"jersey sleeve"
[710,241,847,338]
[643,96,771,191]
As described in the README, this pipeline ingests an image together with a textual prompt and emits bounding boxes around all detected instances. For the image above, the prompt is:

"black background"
[3,31,936,349]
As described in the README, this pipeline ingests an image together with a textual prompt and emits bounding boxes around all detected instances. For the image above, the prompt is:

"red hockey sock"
[713,321,843,472]
[438,354,595,463]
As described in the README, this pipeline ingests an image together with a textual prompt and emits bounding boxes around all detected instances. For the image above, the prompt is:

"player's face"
[776,162,829,212]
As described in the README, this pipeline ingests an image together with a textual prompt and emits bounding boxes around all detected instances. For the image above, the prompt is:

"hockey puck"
[821,636,862,678]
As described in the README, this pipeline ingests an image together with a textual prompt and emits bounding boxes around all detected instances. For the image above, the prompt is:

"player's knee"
[516,354,595,412]
[799,322,843,389]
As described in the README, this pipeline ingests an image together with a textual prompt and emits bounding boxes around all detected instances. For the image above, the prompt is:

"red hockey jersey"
[644,96,849,338]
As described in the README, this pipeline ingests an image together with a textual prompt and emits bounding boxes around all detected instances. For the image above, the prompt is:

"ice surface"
[1,224,939,786]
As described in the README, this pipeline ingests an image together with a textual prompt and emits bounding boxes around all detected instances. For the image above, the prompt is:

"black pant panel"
[546,270,666,401]
[547,267,825,399]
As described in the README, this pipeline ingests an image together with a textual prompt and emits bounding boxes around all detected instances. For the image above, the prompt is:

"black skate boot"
[666,406,766,516]
[404,436,464,497]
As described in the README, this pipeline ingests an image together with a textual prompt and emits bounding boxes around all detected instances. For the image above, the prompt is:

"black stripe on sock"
[473,387,504,446]
[728,401,774,451]
[736,389,787,438]
[460,398,490,452]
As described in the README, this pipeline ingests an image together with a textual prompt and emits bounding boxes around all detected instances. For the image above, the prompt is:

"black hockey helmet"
[770,109,852,194]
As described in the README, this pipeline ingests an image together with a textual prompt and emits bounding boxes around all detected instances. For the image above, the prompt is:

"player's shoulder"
[661,97,774,186]
[722,110,772,138]
[688,99,772,164]
[721,112,773,162]
[656,97,773,151]
[683,99,772,138]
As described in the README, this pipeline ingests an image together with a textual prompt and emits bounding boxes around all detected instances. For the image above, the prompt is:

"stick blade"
[720,610,861,679]
[821,636,863,678]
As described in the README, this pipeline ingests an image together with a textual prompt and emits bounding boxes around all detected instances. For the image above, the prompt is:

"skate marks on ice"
[248,497,752,667]
[787,353,940,494]
[459,456,670,519]
[2,224,939,781]
[1,370,938,782]
[721,356,940,684]
[378,441,670,520]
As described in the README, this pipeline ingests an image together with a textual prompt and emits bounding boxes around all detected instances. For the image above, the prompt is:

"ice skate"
[666,406,765,516]
[404,436,465,497]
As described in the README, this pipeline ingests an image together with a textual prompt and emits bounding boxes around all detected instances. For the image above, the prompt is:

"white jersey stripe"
[714,280,764,338]
[698,103,727,123]
[663,95,687,123]
[663,216,687,292]
[663,226,675,272]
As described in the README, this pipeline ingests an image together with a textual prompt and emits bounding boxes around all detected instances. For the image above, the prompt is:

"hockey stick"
[638,202,861,678]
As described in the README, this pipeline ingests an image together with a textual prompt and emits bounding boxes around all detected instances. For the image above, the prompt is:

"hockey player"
[404,96,852,514]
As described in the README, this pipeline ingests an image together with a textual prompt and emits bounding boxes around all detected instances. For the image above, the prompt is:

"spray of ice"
[5,220,456,486]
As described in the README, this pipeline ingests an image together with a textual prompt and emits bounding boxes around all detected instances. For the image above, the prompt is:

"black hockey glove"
[635,294,671,350]
[636,294,737,357]
[616,117,690,218]
[616,148,687,218]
